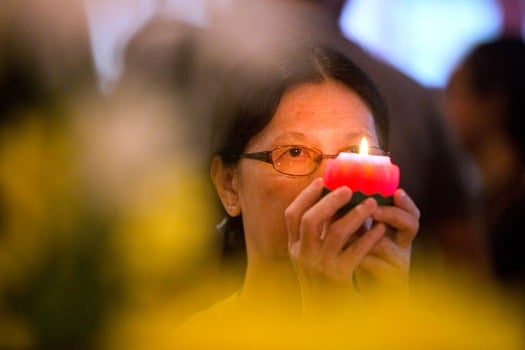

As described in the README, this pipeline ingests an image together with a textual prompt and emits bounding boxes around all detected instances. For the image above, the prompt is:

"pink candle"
[323,138,399,208]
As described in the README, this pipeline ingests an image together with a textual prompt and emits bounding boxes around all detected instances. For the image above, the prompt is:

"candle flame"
[359,137,368,155]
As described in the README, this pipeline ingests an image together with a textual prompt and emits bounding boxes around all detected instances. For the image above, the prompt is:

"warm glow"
[359,137,368,156]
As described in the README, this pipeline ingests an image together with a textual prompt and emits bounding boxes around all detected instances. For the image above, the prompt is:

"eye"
[271,146,320,175]
[273,146,312,163]
[287,147,304,158]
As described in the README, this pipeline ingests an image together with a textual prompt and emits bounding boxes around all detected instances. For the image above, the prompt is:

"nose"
[314,154,337,178]
[312,164,325,179]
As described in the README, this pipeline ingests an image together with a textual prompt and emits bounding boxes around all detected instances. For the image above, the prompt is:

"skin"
[212,80,420,313]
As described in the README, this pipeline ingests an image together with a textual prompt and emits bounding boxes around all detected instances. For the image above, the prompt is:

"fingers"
[285,177,325,246]
[366,236,410,269]
[286,178,353,250]
[356,253,410,297]
[285,184,419,298]
[371,189,419,248]
[300,187,354,252]
[393,189,420,220]
[338,221,386,268]
[321,198,379,254]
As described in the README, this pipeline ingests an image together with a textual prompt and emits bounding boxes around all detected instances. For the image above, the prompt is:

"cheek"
[236,165,312,254]
[238,168,306,215]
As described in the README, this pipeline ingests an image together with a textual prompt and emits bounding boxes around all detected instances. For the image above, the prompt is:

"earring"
[227,204,237,216]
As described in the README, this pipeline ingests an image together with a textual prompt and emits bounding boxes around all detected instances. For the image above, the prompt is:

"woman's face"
[231,80,378,262]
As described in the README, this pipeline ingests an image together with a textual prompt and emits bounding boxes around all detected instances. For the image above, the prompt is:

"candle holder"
[322,187,394,216]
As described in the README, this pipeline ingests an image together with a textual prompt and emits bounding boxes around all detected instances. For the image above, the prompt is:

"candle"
[322,137,399,214]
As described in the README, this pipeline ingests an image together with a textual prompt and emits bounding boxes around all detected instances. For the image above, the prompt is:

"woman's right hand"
[285,177,387,313]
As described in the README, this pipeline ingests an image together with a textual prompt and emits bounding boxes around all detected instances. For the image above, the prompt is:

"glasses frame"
[238,144,389,176]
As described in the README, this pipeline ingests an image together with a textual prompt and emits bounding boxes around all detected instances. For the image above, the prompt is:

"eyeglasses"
[238,145,389,176]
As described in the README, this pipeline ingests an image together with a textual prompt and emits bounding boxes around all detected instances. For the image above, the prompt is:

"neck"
[239,256,302,315]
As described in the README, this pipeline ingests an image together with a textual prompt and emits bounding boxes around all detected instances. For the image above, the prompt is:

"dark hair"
[462,36,525,162]
[210,44,389,267]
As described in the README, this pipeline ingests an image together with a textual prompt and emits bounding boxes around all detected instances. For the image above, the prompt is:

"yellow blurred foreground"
[0,93,523,350]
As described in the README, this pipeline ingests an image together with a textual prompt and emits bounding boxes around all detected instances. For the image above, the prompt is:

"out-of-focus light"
[340,0,502,87]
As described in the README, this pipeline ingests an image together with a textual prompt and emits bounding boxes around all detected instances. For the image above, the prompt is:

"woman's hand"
[285,178,420,312]
[355,189,420,299]
[285,178,387,310]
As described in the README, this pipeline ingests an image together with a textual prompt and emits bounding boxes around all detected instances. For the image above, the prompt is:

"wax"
[323,152,399,196]
[322,138,399,213]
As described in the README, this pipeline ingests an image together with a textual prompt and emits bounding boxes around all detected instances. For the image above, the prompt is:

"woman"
[203,44,420,317]
[175,47,420,346]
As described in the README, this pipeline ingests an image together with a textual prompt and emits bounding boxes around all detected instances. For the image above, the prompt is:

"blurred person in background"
[0,0,98,124]
[0,1,109,348]
[97,15,226,349]
[116,16,213,168]
[0,1,220,349]
[444,36,525,300]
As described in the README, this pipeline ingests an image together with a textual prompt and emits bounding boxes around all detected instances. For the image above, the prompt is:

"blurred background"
[1,0,524,349]
[83,0,523,91]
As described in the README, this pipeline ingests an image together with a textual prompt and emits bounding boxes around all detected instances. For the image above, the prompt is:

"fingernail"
[312,177,323,188]
[363,197,377,208]
[335,186,351,196]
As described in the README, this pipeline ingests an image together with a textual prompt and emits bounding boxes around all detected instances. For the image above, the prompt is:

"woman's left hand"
[354,188,420,298]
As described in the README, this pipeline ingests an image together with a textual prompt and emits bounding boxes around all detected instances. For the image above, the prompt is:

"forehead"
[249,80,377,147]
[279,79,369,113]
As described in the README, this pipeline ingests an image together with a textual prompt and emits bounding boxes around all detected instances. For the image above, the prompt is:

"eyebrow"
[274,131,307,140]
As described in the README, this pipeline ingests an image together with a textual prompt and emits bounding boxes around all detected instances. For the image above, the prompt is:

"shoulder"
[182,291,240,325]
[174,292,242,344]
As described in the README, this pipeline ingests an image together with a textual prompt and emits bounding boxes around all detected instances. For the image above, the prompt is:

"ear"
[210,155,241,217]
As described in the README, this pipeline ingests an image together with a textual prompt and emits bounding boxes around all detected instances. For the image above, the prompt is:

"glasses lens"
[368,147,388,156]
[342,145,388,156]
[272,146,318,175]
